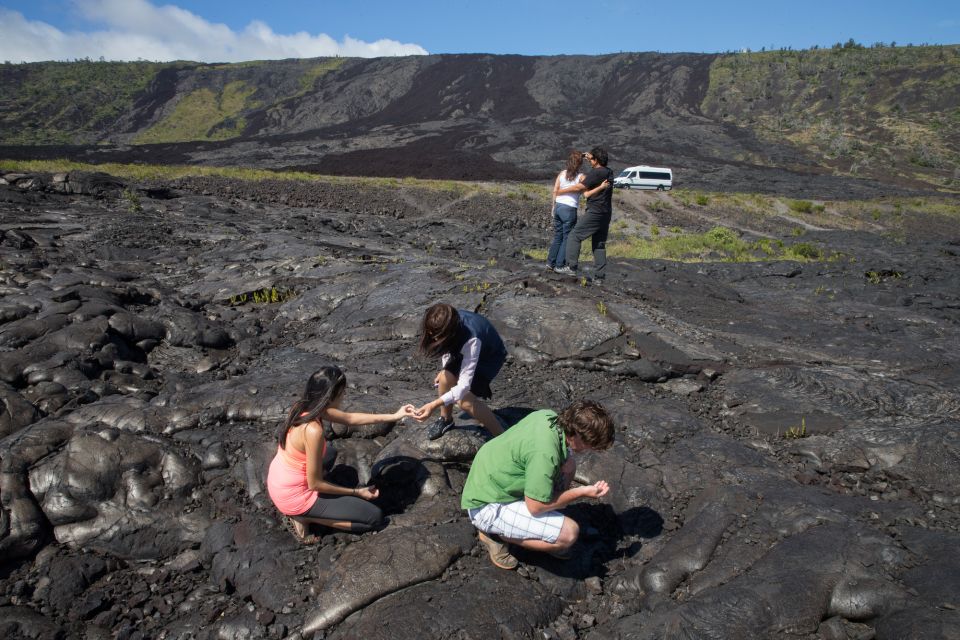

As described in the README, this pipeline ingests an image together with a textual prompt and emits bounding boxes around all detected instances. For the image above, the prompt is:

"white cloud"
[0,0,428,63]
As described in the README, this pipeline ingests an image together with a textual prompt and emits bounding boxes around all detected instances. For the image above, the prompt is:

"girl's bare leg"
[459,391,504,436]
[436,370,456,421]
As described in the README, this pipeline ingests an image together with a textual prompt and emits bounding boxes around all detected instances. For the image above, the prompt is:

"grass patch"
[296,58,348,95]
[228,287,296,306]
[610,226,762,262]
[0,158,498,196]
[783,416,808,439]
[135,81,256,143]
[526,226,836,263]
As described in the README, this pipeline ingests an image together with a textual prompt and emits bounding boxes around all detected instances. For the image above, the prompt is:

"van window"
[639,171,671,180]
[617,170,631,178]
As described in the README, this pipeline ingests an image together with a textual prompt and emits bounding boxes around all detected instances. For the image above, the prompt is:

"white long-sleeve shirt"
[440,336,481,405]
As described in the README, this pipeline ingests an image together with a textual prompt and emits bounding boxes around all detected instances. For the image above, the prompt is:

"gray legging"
[295,494,383,533]
[293,443,384,533]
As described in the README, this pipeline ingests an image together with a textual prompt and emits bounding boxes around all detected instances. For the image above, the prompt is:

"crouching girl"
[267,366,414,541]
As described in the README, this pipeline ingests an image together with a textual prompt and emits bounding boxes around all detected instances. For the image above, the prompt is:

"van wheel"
[657,185,664,191]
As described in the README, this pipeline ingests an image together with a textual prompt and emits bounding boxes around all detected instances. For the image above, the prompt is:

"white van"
[613,165,673,190]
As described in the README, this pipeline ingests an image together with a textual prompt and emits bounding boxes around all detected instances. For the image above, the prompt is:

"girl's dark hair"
[557,400,615,450]
[419,303,460,358]
[564,149,584,181]
[277,366,347,448]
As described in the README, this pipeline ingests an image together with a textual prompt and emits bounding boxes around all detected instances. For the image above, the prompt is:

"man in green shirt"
[461,400,615,569]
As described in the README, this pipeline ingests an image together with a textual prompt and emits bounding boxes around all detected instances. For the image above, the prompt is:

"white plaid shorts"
[467,501,565,543]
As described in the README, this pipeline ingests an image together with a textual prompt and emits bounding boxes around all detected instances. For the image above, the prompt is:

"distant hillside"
[0,45,958,195]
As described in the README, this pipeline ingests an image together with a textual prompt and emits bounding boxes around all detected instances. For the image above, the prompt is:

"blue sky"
[1,0,958,62]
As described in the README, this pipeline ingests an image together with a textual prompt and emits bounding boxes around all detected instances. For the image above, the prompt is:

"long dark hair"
[277,366,347,448]
[418,303,460,358]
[564,149,584,181]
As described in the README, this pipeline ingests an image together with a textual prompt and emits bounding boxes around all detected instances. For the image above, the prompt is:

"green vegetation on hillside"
[297,58,348,95]
[702,45,960,188]
[0,57,350,146]
[0,60,173,144]
[135,81,257,143]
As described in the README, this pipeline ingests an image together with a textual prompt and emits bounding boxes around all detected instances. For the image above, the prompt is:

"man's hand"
[580,481,610,499]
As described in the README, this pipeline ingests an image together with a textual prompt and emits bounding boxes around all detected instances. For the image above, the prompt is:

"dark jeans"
[547,203,577,268]
[565,213,610,279]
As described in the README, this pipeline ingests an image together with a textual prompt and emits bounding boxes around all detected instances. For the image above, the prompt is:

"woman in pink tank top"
[267,366,414,541]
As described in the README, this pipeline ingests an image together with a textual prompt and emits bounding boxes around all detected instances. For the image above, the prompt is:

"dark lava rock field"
[1,169,959,639]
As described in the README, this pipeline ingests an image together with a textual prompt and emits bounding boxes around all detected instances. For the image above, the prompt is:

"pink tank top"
[266,436,324,516]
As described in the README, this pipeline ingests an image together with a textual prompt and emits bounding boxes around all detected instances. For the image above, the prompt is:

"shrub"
[789,199,814,213]
[122,188,142,213]
[787,242,823,260]
[696,194,709,206]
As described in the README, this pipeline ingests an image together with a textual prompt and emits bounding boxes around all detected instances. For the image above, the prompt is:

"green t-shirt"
[461,409,568,509]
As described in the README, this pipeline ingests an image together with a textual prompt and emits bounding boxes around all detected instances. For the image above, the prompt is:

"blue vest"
[454,310,507,376]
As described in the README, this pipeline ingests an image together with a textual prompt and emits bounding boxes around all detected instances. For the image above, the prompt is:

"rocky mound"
[1,169,959,639]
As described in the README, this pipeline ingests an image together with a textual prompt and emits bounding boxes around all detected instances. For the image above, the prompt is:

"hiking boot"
[553,266,577,276]
[426,416,455,440]
[478,531,518,570]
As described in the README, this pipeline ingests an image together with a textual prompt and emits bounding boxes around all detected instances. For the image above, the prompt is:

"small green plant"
[597,301,607,316]
[865,270,904,284]
[580,276,588,287]
[814,285,826,295]
[650,224,660,237]
[789,199,814,214]
[122,188,142,213]
[791,227,806,236]
[784,416,808,439]
[487,257,497,266]
[461,281,492,294]
[696,194,710,206]
[669,226,682,233]
[229,287,296,306]
[787,242,823,260]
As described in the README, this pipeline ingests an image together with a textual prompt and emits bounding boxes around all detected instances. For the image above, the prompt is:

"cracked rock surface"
[1,171,958,639]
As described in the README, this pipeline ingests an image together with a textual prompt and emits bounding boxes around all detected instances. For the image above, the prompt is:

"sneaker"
[553,266,577,276]
[478,531,518,570]
[426,416,455,440]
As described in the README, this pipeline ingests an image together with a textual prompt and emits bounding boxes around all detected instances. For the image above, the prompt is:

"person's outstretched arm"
[323,404,414,427]
[525,481,610,516]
